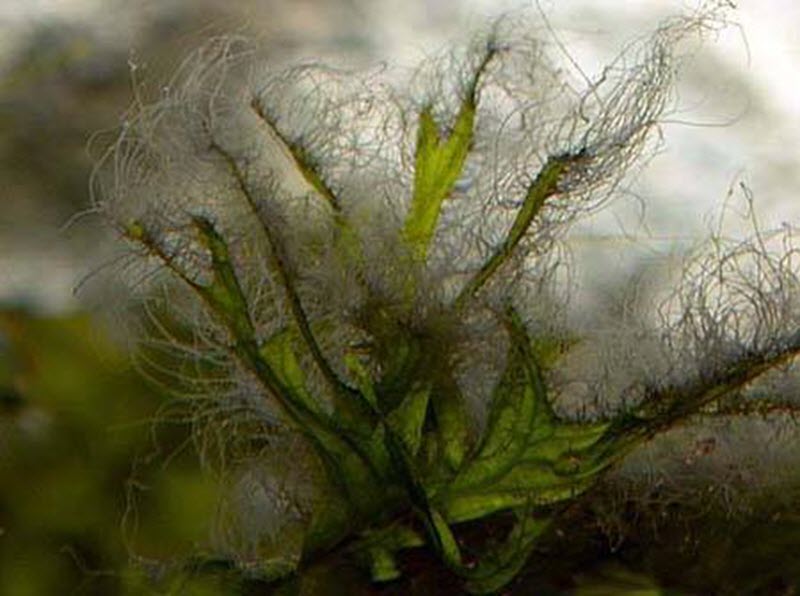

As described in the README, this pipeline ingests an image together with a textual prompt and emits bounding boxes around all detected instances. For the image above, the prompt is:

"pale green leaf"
[403,101,475,259]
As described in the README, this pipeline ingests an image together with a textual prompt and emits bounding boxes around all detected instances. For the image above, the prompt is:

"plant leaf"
[432,370,472,472]
[453,154,576,309]
[403,102,475,260]
[387,384,431,457]
[438,308,610,523]
[429,508,463,568]
[260,330,313,403]
[441,421,609,523]
[344,352,379,411]
[449,307,554,491]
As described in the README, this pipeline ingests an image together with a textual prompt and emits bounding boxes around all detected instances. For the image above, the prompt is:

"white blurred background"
[1,0,798,311]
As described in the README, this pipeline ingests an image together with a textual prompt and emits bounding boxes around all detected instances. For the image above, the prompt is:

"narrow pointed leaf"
[192,216,256,341]
[344,352,379,411]
[402,44,500,260]
[403,102,475,259]
[454,154,578,308]
[251,100,365,270]
[429,508,463,568]
[386,384,431,457]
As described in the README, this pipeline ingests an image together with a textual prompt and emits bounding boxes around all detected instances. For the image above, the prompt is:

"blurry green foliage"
[0,310,222,595]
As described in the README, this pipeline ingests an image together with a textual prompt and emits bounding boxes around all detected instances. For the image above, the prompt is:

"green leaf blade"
[450,308,553,491]
[403,101,475,260]
[386,385,431,457]
[259,329,317,413]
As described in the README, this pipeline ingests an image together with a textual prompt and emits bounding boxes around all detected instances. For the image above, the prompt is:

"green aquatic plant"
[90,3,800,592]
